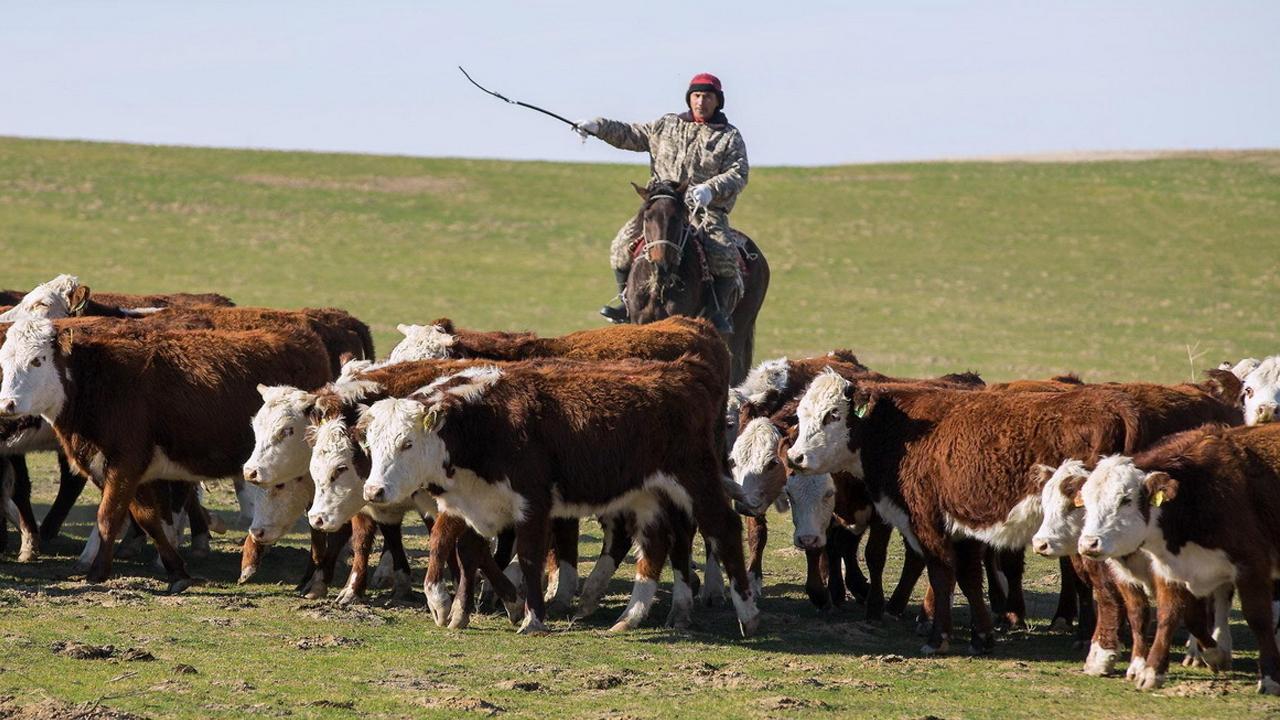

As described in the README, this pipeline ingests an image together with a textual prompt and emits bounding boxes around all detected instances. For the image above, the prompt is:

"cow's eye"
[273,483,285,491]
[1244,387,1254,398]
[1120,496,1133,506]
[823,490,835,500]
[31,357,42,368]
[284,426,294,436]
[401,440,413,451]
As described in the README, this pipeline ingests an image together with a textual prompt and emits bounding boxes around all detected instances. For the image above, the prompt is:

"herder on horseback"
[576,72,748,333]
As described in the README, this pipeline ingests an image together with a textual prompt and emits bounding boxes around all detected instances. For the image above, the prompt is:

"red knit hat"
[686,72,724,111]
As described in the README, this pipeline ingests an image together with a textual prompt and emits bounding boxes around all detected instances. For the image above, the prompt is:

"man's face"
[689,91,719,121]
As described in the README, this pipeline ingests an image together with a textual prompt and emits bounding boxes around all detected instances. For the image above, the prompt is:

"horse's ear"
[631,182,648,199]
[675,180,690,196]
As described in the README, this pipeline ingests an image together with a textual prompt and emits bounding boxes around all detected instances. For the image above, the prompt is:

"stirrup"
[600,303,628,324]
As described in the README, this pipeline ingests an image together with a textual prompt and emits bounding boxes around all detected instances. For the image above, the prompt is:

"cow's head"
[244,385,316,485]
[0,319,71,419]
[248,475,313,545]
[786,472,836,549]
[1030,459,1090,557]
[0,275,86,322]
[729,416,786,516]
[1220,357,1261,381]
[307,416,370,531]
[1077,455,1176,558]
[1242,356,1280,426]
[786,370,873,474]
[361,366,502,506]
[387,321,456,363]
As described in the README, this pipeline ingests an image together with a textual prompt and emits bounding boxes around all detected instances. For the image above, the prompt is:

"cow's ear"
[56,327,75,355]
[1144,471,1178,507]
[849,389,876,420]
[68,286,91,315]
[1061,474,1088,506]
[737,400,757,428]
[429,318,455,334]
[1202,369,1242,404]
[631,181,649,199]
[256,383,271,399]
[303,424,319,448]
[1031,464,1055,493]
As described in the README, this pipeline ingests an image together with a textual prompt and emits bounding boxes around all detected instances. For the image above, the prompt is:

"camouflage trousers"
[608,209,740,280]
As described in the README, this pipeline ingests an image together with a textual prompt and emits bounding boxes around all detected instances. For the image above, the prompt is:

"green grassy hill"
[2,137,1279,719]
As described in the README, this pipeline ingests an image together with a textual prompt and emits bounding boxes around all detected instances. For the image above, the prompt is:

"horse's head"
[632,179,690,275]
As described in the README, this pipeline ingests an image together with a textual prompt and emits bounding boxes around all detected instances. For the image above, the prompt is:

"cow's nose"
[249,527,266,542]
[243,466,259,483]
[364,485,386,503]
[1259,404,1278,423]
[1079,536,1103,557]
[795,534,822,549]
[0,399,16,415]
[786,452,804,471]
[1032,538,1051,556]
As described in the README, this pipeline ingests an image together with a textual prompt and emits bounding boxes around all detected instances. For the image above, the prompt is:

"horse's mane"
[631,179,684,225]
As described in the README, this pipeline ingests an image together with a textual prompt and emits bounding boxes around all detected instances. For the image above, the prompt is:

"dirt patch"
[583,673,627,690]
[172,664,198,675]
[1155,679,1235,697]
[373,671,460,693]
[238,173,466,196]
[675,661,772,691]
[49,642,156,662]
[305,699,356,710]
[416,696,503,716]
[295,600,391,625]
[496,680,544,692]
[758,695,830,711]
[0,694,147,719]
[213,596,257,610]
[294,635,361,650]
[118,649,155,662]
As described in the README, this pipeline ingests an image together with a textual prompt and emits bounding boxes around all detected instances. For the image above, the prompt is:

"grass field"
[1,137,1279,719]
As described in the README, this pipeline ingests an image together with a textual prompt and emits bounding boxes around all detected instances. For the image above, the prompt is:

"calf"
[1031,459,1228,687]
[1077,424,1280,694]
[1242,356,1280,426]
[0,319,331,588]
[0,274,233,322]
[359,356,758,636]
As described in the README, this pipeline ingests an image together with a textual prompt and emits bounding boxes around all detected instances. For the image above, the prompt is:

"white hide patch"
[1143,542,1239,598]
[730,418,782,511]
[433,470,526,538]
[875,496,923,556]
[1221,357,1260,381]
[387,323,456,363]
[250,476,313,545]
[245,385,315,483]
[361,397,450,506]
[1242,356,1280,426]
[789,369,856,474]
[415,365,504,404]
[945,493,1043,550]
[1079,455,1155,558]
[550,472,693,529]
[0,319,66,420]
[787,473,836,547]
[308,418,368,530]
[1031,459,1090,557]
[737,357,790,403]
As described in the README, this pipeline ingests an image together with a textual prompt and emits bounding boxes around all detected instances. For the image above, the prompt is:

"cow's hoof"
[17,545,37,563]
[1258,677,1280,695]
[665,611,691,630]
[1125,656,1147,680]
[1134,666,1165,691]
[72,560,92,574]
[167,578,193,594]
[968,633,995,655]
[546,598,573,619]
[447,607,471,630]
[739,613,760,638]
[608,620,634,633]
[920,638,950,656]
[504,599,526,626]
[302,580,328,600]
[335,588,364,607]
[517,616,548,636]
[1083,645,1118,677]
[1049,617,1072,633]
[750,575,764,599]
[1200,647,1232,672]
[390,572,412,602]
[915,619,934,637]
[237,566,257,585]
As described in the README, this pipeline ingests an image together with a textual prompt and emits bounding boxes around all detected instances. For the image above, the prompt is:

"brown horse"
[622,179,769,385]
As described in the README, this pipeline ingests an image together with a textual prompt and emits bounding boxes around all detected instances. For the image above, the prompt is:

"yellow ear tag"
[1152,491,1165,508]
[1072,495,1084,508]
[421,409,439,432]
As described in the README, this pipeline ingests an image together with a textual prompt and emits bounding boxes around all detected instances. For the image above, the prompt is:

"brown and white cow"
[359,356,757,636]
[0,318,331,588]
[1078,424,1280,694]
[0,274,233,322]
[1242,356,1280,427]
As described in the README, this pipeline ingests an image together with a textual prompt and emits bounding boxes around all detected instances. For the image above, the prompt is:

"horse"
[622,179,769,385]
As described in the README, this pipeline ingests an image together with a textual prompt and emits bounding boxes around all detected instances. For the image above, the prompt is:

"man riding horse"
[576,72,747,333]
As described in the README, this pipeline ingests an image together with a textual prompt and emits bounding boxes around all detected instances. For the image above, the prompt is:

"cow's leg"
[804,547,831,610]
[1135,580,1205,690]
[920,554,956,655]
[745,514,766,599]
[377,521,412,602]
[955,540,995,655]
[85,470,142,584]
[182,485,212,559]
[824,530,847,607]
[1070,555,1098,650]
[984,547,1006,630]
[126,484,191,593]
[303,522,352,599]
[39,452,86,544]
[425,513,465,625]
[545,518,580,617]
[887,539,926,619]
[336,513,377,605]
[239,533,266,584]
[1082,560,1123,676]
[0,458,9,555]
[1114,579,1153,685]
[9,455,39,561]
[687,468,760,637]
[864,519,891,621]
[1235,571,1280,695]
[992,548,1026,630]
[840,526,869,603]
[578,513,631,619]
[514,514,551,635]
[610,505,671,632]
[1051,556,1082,632]
[664,507,696,629]
[479,528,516,613]
[455,525,520,629]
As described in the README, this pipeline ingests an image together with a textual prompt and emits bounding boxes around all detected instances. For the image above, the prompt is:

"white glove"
[686,184,713,210]
[574,119,600,140]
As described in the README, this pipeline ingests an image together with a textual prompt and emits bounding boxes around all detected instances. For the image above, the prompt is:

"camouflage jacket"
[593,110,748,213]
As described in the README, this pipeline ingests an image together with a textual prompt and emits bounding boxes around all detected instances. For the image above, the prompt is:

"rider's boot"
[599,269,630,324]
[709,275,739,334]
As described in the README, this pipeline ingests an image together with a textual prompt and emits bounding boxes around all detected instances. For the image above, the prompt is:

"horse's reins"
[641,193,698,259]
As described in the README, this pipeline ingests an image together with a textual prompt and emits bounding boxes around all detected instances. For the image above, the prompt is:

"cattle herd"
[2,274,1280,695]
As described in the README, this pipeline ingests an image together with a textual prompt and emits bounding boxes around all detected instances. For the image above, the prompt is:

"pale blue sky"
[2,1,1276,166]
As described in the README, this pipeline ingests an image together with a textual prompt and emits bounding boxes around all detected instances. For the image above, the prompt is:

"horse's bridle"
[641,193,695,261]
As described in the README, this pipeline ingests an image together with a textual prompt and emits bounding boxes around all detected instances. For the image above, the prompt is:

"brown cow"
[359,354,757,636]
[1078,423,1280,694]
[0,318,331,589]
